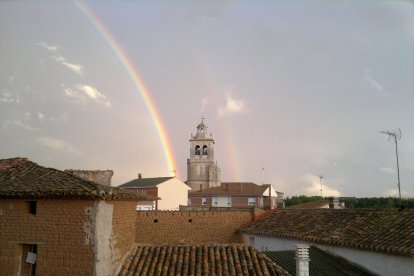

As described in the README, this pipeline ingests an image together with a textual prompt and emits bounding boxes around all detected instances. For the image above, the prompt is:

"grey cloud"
[217,91,247,117]
[37,42,59,52]
[36,136,84,156]
[0,90,22,103]
[62,84,111,107]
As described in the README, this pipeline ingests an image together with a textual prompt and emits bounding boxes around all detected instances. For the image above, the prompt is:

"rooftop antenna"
[380,129,402,208]
[262,167,265,185]
[319,175,324,197]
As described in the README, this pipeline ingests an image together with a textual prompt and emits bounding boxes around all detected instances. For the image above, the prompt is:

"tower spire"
[187,119,221,191]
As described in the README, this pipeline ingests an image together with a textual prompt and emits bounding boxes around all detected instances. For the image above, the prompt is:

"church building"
[186,119,221,191]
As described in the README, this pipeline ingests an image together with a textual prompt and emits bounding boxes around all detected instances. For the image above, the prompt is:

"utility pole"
[319,175,324,198]
[380,129,402,208]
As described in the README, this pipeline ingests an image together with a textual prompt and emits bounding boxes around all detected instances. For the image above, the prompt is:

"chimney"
[295,244,310,276]
[138,173,142,179]
[225,183,229,191]
[328,196,339,209]
[239,183,242,192]
[199,184,203,192]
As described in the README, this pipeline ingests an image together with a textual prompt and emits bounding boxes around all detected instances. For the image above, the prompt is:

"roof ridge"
[240,208,414,257]
[0,157,147,201]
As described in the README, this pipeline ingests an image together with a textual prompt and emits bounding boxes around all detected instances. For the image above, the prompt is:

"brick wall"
[110,200,137,273]
[135,211,253,244]
[0,199,95,276]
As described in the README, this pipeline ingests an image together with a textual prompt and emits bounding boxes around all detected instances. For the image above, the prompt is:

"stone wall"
[135,211,253,244]
[65,170,113,186]
[0,199,95,275]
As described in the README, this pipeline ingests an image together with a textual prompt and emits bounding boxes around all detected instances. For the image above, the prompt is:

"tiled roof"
[265,246,375,276]
[287,200,329,209]
[189,182,270,197]
[118,177,174,188]
[119,244,290,276]
[240,209,414,257]
[0,157,147,200]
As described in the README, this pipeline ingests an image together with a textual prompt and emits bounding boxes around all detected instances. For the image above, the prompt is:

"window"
[248,198,256,205]
[202,145,208,155]
[202,198,207,205]
[26,201,37,215]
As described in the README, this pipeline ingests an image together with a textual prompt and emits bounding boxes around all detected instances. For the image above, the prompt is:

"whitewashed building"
[118,175,191,210]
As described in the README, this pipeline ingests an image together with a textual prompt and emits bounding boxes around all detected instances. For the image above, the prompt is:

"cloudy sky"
[1,1,413,197]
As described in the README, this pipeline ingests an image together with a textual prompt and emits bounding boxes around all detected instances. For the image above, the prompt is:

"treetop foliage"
[284,195,414,209]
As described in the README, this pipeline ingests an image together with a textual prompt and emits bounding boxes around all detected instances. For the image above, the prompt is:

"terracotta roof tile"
[0,157,147,200]
[118,177,174,188]
[240,209,414,257]
[265,246,375,275]
[119,244,291,275]
[287,200,329,209]
[189,182,270,197]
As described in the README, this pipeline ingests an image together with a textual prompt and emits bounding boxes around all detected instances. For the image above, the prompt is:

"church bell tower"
[186,119,221,191]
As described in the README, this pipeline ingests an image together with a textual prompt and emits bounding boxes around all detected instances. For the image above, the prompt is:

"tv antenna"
[262,167,265,185]
[319,175,324,197]
[380,129,402,207]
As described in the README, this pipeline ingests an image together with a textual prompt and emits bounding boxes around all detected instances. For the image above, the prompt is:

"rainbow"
[218,118,242,181]
[194,53,242,181]
[74,1,178,177]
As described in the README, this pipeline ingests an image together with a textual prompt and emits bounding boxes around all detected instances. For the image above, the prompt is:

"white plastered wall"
[157,178,191,210]
[92,201,113,276]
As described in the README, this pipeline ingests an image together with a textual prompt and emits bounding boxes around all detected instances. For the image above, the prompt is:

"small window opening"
[154,219,159,223]
[188,219,193,223]
[202,145,208,155]
[26,201,37,215]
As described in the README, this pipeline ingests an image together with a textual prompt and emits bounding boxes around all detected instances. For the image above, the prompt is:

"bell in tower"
[186,119,221,191]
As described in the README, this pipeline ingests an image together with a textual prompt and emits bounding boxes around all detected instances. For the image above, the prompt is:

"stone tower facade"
[187,119,221,191]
